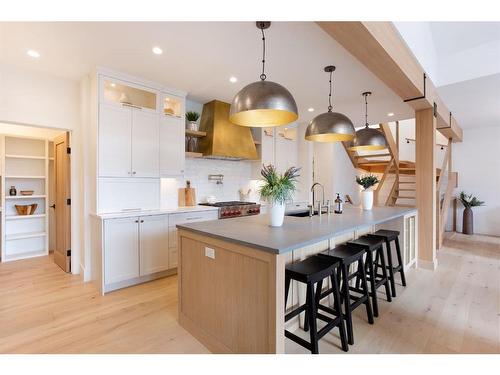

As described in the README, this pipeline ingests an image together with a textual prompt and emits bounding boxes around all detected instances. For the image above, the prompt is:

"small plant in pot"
[356,174,379,210]
[185,111,200,131]
[458,191,484,235]
[259,164,300,227]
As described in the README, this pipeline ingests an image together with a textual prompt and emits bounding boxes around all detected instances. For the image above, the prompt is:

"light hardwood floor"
[0,233,498,354]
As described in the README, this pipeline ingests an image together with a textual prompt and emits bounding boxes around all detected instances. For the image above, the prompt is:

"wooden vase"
[462,207,473,235]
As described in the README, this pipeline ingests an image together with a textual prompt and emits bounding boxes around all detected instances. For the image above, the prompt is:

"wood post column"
[416,108,437,270]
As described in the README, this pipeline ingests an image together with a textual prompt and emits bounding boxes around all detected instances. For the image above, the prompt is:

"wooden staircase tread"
[393,204,416,208]
[399,181,415,184]
[354,153,391,158]
[398,188,416,191]
[396,195,416,199]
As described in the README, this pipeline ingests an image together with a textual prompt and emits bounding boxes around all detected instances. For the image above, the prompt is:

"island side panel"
[177,229,285,354]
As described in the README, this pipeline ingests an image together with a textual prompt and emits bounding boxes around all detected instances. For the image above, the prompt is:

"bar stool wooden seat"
[347,235,392,317]
[367,229,407,297]
[317,245,374,345]
[285,255,349,354]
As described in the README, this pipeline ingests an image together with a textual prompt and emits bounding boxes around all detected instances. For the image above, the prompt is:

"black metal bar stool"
[347,235,392,317]
[285,255,348,354]
[317,244,374,345]
[367,229,407,297]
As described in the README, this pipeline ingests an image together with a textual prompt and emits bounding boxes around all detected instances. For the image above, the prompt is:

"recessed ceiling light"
[110,83,116,88]
[387,112,394,117]
[307,107,315,112]
[229,76,238,83]
[27,49,40,58]
[152,47,163,55]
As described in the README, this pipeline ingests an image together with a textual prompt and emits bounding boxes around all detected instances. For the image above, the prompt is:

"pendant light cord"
[364,93,369,127]
[260,27,267,81]
[328,70,333,112]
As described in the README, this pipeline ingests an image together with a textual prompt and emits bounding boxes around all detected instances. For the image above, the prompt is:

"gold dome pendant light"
[349,92,387,151]
[305,65,355,142]
[229,21,298,127]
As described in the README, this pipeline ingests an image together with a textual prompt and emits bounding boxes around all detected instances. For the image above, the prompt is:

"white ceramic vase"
[361,189,374,210]
[268,201,286,227]
[187,121,199,131]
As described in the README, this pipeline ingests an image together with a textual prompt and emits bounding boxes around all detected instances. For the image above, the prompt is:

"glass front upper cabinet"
[162,94,184,118]
[102,78,158,111]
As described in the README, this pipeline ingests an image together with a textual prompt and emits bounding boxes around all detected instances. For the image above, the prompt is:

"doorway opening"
[0,122,72,273]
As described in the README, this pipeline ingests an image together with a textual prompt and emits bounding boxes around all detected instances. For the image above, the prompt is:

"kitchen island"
[176,205,417,353]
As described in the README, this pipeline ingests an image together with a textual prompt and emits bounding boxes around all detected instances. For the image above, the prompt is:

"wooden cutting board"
[178,181,196,206]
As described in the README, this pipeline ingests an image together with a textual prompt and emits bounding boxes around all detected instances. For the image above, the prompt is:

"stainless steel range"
[199,201,261,219]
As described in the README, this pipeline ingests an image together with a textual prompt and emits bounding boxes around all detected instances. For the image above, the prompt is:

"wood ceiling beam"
[318,21,463,142]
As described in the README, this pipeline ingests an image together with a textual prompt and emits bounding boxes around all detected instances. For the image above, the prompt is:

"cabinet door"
[261,127,275,167]
[160,116,185,176]
[99,104,132,177]
[104,217,139,284]
[131,110,160,177]
[139,215,169,276]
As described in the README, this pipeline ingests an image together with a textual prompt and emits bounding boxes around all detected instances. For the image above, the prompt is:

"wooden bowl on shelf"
[15,203,38,216]
[20,190,34,196]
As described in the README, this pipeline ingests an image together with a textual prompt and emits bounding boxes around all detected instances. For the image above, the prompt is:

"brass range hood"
[198,100,258,160]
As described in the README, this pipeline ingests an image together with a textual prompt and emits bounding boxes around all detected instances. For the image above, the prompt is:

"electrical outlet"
[205,247,215,259]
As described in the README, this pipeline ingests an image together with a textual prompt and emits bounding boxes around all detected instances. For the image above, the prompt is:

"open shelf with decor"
[1,135,49,262]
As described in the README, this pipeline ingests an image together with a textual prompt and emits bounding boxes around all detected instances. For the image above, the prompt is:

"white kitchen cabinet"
[98,103,160,178]
[131,110,160,177]
[99,104,132,177]
[253,126,298,176]
[94,210,217,294]
[160,115,185,176]
[104,217,140,284]
[139,215,169,276]
[261,128,275,167]
[275,126,298,172]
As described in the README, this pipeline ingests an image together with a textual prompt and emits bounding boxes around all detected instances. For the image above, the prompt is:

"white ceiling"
[430,22,500,58]
[0,22,414,127]
[396,22,500,129]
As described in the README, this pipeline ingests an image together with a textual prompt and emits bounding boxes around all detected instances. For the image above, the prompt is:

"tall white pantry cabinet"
[88,68,219,294]
[91,69,186,213]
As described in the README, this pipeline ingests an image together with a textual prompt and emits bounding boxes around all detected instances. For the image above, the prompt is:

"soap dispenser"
[334,193,343,214]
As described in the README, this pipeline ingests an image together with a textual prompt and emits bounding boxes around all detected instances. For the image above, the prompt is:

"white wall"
[313,141,360,205]
[449,126,500,236]
[160,159,255,207]
[394,23,439,84]
[0,63,85,277]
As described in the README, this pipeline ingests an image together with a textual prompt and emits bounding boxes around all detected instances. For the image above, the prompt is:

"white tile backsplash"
[161,158,260,207]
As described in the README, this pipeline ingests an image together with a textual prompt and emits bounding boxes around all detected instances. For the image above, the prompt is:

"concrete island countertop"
[177,205,417,254]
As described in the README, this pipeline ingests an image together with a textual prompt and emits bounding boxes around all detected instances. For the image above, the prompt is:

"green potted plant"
[185,111,200,131]
[259,164,300,227]
[356,174,379,210]
[458,191,484,235]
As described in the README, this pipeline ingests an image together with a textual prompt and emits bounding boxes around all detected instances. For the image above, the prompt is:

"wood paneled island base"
[177,230,285,353]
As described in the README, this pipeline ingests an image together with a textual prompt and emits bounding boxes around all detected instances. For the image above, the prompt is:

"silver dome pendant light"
[349,92,387,151]
[229,22,298,127]
[305,65,355,142]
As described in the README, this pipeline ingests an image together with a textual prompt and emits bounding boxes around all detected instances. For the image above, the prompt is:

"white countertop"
[91,205,219,219]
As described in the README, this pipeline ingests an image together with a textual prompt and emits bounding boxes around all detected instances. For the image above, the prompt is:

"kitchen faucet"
[310,183,330,217]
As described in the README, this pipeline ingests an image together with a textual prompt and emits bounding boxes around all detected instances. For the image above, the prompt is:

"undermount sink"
[285,210,316,217]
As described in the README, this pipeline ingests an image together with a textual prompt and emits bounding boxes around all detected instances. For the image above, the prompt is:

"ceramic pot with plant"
[185,111,200,131]
[458,191,484,235]
[356,174,379,210]
[259,164,300,227]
